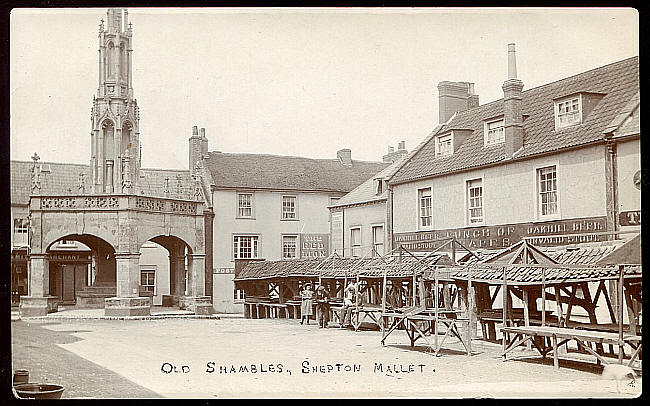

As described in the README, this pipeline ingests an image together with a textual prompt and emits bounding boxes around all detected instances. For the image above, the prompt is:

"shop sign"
[619,210,640,226]
[393,216,608,251]
[300,234,330,259]
[48,253,92,262]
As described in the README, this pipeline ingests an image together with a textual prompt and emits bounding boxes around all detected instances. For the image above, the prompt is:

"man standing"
[315,284,330,328]
[339,281,356,329]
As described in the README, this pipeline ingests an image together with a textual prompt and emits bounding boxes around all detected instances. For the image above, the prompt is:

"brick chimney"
[382,141,408,163]
[437,81,479,124]
[337,148,352,166]
[502,43,524,158]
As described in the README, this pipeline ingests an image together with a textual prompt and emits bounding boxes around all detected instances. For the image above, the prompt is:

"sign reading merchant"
[300,234,330,259]
[47,253,92,262]
[393,216,608,251]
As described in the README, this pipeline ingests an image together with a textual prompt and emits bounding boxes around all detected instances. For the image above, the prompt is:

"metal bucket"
[12,370,29,386]
[13,383,65,399]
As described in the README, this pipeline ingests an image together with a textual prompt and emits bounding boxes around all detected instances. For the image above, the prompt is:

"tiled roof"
[234,254,452,281]
[391,56,639,184]
[205,152,389,193]
[450,263,641,285]
[10,160,193,205]
[330,156,407,208]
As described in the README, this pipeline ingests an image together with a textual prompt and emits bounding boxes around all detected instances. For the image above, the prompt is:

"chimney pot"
[200,127,206,138]
[192,126,198,136]
[398,141,406,150]
[507,43,518,80]
[388,146,395,154]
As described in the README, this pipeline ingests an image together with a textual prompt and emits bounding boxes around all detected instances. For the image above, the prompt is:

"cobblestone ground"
[11,317,641,398]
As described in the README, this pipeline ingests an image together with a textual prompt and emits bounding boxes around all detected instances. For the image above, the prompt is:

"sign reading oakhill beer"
[300,234,330,259]
[393,216,608,251]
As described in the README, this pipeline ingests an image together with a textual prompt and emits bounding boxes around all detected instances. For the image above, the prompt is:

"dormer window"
[484,119,505,146]
[375,179,384,195]
[555,96,581,129]
[435,134,453,157]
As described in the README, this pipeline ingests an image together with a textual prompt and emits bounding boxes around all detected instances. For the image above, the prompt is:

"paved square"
[12,317,641,398]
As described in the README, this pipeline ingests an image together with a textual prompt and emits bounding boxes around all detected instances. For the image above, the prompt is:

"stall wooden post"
[555,285,564,327]
[412,269,417,306]
[541,268,546,327]
[467,265,474,355]
[355,270,360,329]
[522,287,531,350]
[434,266,439,351]
[501,266,508,354]
[617,264,625,364]
[381,268,388,337]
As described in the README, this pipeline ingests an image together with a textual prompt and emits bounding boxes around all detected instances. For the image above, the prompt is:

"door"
[62,265,76,302]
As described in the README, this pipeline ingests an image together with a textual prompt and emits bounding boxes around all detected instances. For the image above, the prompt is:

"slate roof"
[10,160,193,205]
[391,56,639,184]
[234,254,452,281]
[330,156,408,208]
[205,152,389,193]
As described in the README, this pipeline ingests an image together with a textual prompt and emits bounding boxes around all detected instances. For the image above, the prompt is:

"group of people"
[299,281,360,329]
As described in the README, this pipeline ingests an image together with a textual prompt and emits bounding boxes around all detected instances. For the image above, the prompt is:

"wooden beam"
[555,285,564,327]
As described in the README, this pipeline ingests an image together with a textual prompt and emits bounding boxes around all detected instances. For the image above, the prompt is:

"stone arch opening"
[44,233,117,307]
[138,235,197,308]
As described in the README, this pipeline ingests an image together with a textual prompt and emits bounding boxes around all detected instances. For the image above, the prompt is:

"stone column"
[173,255,186,297]
[20,254,58,317]
[105,252,150,316]
[183,253,212,315]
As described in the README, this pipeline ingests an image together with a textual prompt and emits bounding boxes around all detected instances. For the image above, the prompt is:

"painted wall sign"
[300,234,330,259]
[48,253,92,262]
[393,216,608,251]
[619,210,640,226]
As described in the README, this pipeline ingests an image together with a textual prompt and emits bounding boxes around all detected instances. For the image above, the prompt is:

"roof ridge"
[208,150,385,165]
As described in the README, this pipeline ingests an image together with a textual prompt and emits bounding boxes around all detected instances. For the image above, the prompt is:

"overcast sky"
[10,8,638,169]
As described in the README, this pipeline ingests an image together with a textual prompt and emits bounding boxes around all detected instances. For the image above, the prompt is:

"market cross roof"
[390,56,639,184]
[10,160,194,205]
[204,152,389,193]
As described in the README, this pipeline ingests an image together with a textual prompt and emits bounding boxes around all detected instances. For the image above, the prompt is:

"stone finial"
[176,175,183,198]
[99,19,104,33]
[30,152,41,192]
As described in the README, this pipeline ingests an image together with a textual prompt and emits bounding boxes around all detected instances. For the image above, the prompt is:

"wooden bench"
[501,325,642,370]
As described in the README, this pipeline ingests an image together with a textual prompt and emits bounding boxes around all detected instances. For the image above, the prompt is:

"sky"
[10,8,639,170]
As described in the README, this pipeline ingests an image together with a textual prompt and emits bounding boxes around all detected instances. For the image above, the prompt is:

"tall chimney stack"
[189,125,203,175]
[437,81,479,124]
[502,43,524,157]
[337,148,352,166]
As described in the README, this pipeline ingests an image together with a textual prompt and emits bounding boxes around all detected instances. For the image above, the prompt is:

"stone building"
[387,45,640,255]
[196,145,387,313]
[16,9,213,317]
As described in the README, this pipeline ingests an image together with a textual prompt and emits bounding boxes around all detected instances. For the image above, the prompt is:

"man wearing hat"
[339,281,357,329]
[315,284,331,328]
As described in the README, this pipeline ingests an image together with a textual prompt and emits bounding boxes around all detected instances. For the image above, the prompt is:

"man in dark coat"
[315,284,330,328]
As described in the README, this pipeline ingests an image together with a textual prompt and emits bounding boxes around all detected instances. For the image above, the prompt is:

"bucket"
[13,383,65,399]
[13,370,29,386]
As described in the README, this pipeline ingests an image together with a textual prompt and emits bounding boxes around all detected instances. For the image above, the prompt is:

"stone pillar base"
[179,295,214,315]
[19,296,59,317]
[105,297,151,317]
[162,294,180,307]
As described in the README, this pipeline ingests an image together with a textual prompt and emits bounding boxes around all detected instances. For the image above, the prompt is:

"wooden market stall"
[450,233,642,370]
[233,246,455,327]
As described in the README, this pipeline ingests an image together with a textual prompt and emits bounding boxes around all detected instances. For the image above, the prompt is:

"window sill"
[235,216,256,220]
[280,218,299,221]
[538,213,561,221]
[234,299,245,304]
